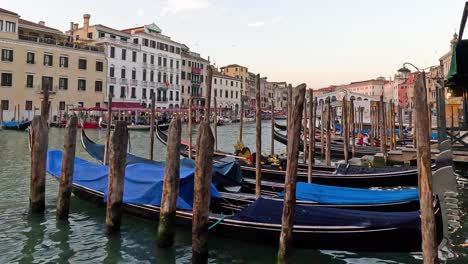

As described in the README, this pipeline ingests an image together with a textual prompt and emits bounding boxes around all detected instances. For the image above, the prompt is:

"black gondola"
[1,120,32,130]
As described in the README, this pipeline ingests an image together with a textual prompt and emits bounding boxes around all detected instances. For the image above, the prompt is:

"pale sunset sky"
[2,0,466,88]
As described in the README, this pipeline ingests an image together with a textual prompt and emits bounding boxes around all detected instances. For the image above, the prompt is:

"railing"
[96,36,140,49]
[120,78,127,84]
[141,81,148,86]
[108,77,117,84]
[192,68,202,74]
[130,79,138,86]
[36,85,57,94]
[149,82,156,88]
[157,97,168,102]
[19,34,103,52]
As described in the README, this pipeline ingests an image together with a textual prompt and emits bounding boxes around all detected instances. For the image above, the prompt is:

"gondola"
[45,149,444,252]
[155,124,421,187]
[1,120,32,130]
[99,121,169,131]
[80,130,423,212]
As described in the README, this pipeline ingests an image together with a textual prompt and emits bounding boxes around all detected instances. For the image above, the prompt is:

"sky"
[3,0,466,88]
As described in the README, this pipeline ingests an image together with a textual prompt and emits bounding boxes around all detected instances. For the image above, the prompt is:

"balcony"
[19,35,104,53]
[120,78,127,84]
[191,68,202,74]
[141,81,148,87]
[36,85,57,95]
[191,92,203,98]
[108,77,117,84]
[149,82,156,88]
[157,97,168,103]
[130,79,138,86]
[96,36,140,49]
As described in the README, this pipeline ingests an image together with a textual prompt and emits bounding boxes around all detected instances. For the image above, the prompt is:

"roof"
[94,24,131,37]
[0,8,18,16]
[19,18,63,34]
[220,64,247,69]
[121,26,145,34]
[212,72,241,81]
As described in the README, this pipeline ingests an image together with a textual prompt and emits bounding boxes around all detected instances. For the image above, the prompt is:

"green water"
[0,121,467,263]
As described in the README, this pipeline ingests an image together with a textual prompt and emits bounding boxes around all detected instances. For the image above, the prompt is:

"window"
[59,77,68,90]
[214,78,217,84]
[142,88,147,99]
[170,90,173,100]
[150,55,154,65]
[182,86,184,94]
[132,51,137,62]
[44,54,53,66]
[27,52,35,64]
[110,66,115,77]
[201,64,204,70]
[121,49,126,60]
[132,69,136,80]
[225,90,228,98]
[59,56,68,68]
[87,32,93,39]
[131,87,136,98]
[2,49,13,62]
[121,68,126,79]
[182,60,185,66]
[41,76,53,91]
[158,72,161,82]
[95,81,103,92]
[176,75,179,85]
[150,40,156,48]
[109,85,114,97]
[96,61,103,72]
[176,61,179,69]
[163,73,167,83]
[170,59,173,68]
[181,71,186,80]
[143,38,149,47]
[201,75,204,83]
[143,69,147,81]
[170,74,173,84]
[150,71,154,82]
[5,21,16,32]
[99,32,105,38]
[95,102,101,108]
[236,91,238,99]
[26,75,34,88]
[143,53,147,63]
[25,101,32,111]
[231,91,233,98]
[110,46,115,58]
[176,91,179,101]
[78,79,86,91]
[120,86,125,98]
[1,100,9,110]
[188,61,191,67]
[231,81,233,86]
[1,73,12,86]
[220,89,223,98]
[163,58,167,67]
[78,59,87,70]
[133,38,139,44]
[214,89,217,97]
[158,57,161,66]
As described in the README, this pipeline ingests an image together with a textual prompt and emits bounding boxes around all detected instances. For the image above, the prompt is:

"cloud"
[248,21,266,27]
[247,16,284,28]
[161,0,211,15]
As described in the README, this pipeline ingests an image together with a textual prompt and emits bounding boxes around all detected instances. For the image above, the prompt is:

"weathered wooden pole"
[277,83,306,263]
[307,90,314,183]
[157,118,182,248]
[370,103,374,145]
[350,98,356,157]
[302,98,308,162]
[398,104,403,140]
[13,104,17,121]
[29,115,49,213]
[414,72,437,263]
[271,100,275,156]
[239,95,244,143]
[312,97,317,156]
[325,97,331,166]
[188,96,193,159]
[343,97,349,162]
[320,104,325,157]
[287,84,292,128]
[105,121,128,235]
[191,121,215,263]
[255,74,262,198]
[104,94,112,165]
[56,115,78,220]
[41,85,50,120]
[379,95,387,163]
[17,103,20,122]
[204,66,213,121]
[213,97,218,150]
[149,92,156,160]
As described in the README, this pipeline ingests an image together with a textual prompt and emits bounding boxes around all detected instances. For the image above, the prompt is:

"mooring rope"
[208,215,232,231]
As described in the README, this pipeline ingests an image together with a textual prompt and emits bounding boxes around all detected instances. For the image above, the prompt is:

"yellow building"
[0,8,107,122]
[220,64,248,96]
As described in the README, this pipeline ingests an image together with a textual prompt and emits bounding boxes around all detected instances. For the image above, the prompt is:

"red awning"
[110,102,143,109]
[69,107,88,111]
[87,106,107,111]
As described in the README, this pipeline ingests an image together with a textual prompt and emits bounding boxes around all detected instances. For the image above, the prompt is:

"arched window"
[158,72,161,83]
[150,70,154,82]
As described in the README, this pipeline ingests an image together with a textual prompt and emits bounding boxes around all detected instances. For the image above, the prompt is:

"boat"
[80,129,422,212]
[45,149,444,252]
[155,124,422,187]
[1,120,32,130]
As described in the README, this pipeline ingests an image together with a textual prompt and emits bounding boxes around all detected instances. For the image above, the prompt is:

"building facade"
[0,9,106,121]
[180,45,209,108]
[220,64,248,96]
[346,77,386,96]
[212,71,241,117]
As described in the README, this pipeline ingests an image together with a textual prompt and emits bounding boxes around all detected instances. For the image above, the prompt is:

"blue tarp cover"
[46,150,221,210]
[2,121,29,127]
[232,198,420,229]
[277,182,418,205]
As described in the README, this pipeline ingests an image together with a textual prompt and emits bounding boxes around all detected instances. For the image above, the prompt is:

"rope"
[208,215,231,231]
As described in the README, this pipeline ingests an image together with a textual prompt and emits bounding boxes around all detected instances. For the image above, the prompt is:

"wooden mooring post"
[398,104,403,140]
[350,98,356,158]
[149,92,156,160]
[188,96,193,159]
[191,121,215,263]
[29,115,49,213]
[325,97,331,166]
[41,85,50,120]
[379,95,387,163]
[204,66,213,121]
[255,74,262,198]
[312,97,317,156]
[277,83,306,263]
[213,97,218,150]
[271,100,275,156]
[105,121,128,235]
[239,95,244,143]
[56,115,78,220]
[343,97,349,162]
[307,90,314,183]
[157,118,182,248]
[302,98,308,163]
[320,104,325,157]
[104,94,112,165]
[414,72,437,263]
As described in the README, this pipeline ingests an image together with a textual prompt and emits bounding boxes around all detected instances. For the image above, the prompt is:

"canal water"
[0,121,467,263]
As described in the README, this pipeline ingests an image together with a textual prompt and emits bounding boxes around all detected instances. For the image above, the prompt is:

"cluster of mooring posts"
[28,65,444,263]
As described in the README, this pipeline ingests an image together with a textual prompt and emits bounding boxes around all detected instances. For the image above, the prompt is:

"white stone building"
[180,44,209,108]
[212,72,242,116]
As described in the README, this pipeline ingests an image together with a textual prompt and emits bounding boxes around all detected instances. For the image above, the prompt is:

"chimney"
[73,23,78,31]
[38,21,45,26]
[83,14,91,36]
[69,22,74,32]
